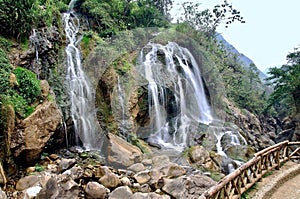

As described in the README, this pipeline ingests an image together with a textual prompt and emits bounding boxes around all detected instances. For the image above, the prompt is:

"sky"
[171,0,300,72]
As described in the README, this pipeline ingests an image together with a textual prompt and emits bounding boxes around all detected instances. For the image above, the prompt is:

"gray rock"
[16,175,39,191]
[99,173,121,188]
[109,186,133,199]
[128,163,146,173]
[134,171,151,184]
[85,182,107,199]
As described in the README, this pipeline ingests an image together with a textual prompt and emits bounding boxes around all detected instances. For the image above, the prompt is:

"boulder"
[99,173,120,188]
[106,133,142,168]
[12,100,62,162]
[85,182,107,199]
[109,186,133,199]
[40,80,50,98]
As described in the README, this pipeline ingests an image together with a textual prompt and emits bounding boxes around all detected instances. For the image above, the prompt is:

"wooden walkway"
[200,141,300,199]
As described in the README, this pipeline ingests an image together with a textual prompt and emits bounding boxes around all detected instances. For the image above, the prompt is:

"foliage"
[14,67,41,104]
[0,0,68,38]
[0,48,12,94]
[266,49,300,117]
[179,0,245,37]
[78,0,169,37]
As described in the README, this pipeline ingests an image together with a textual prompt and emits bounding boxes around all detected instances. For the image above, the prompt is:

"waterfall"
[29,29,40,78]
[63,4,100,150]
[137,42,213,151]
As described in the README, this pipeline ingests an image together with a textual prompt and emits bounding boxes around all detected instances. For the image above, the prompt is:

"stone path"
[270,173,300,199]
[250,161,300,199]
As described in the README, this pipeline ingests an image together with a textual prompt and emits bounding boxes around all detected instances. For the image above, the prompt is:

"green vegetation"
[241,183,258,199]
[14,67,41,104]
[266,49,300,118]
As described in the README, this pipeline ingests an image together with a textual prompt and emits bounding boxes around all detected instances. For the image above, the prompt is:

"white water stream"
[63,4,100,149]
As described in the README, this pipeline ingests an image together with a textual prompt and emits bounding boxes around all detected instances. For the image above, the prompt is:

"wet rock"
[128,163,146,173]
[16,175,39,191]
[58,158,76,173]
[131,192,170,199]
[134,171,151,184]
[107,133,142,168]
[99,173,120,188]
[109,186,133,199]
[85,182,107,199]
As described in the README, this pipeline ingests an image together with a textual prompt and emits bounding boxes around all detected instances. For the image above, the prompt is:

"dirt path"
[270,173,300,199]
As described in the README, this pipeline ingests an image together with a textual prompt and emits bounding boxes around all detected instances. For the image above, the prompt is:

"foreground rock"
[11,99,62,163]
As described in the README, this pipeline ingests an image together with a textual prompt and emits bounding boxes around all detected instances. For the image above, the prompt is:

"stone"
[62,166,84,180]
[16,175,39,191]
[134,171,151,184]
[24,185,42,199]
[141,159,152,166]
[12,100,62,162]
[162,177,186,198]
[128,163,146,173]
[49,154,59,161]
[107,133,142,168]
[26,167,36,173]
[36,177,59,199]
[109,186,133,199]
[0,162,7,186]
[138,184,152,193]
[40,80,50,98]
[130,192,170,199]
[189,145,210,164]
[85,182,107,199]
[99,173,120,188]
[0,187,7,199]
[166,164,186,178]
[58,158,76,173]
[120,176,132,186]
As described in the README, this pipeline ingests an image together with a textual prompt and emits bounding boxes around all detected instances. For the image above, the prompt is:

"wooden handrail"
[201,140,300,199]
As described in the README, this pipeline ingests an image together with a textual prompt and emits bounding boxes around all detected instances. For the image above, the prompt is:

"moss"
[113,53,133,75]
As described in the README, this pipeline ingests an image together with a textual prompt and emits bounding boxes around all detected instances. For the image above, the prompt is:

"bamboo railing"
[201,141,300,199]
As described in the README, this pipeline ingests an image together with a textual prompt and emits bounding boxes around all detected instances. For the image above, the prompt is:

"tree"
[267,49,300,116]
[179,0,245,37]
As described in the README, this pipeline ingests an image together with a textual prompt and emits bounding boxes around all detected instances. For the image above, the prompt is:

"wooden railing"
[200,141,300,199]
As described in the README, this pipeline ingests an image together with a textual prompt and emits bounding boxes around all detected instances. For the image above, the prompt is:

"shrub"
[14,67,41,104]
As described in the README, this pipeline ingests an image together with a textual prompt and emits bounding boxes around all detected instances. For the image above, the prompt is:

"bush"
[14,67,41,104]
[0,48,12,94]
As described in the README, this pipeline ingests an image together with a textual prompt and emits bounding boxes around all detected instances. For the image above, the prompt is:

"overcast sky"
[171,0,300,72]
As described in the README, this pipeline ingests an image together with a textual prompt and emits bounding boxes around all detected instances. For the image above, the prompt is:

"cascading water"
[29,29,40,78]
[137,42,213,151]
[63,3,100,149]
